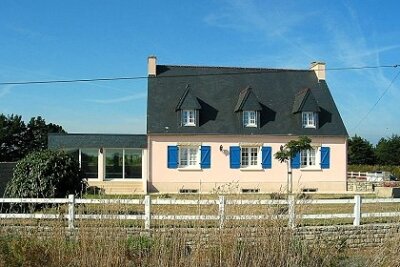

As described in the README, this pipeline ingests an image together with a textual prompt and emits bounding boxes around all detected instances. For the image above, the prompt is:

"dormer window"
[302,112,317,128]
[182,110,196,126]
[243,111,257,127]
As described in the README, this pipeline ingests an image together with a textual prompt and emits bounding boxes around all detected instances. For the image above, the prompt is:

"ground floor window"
[105,148,142,179]
[64,148,98,178]
[241,147,260,168]
[179,146,200,168]
[301,148,317,168]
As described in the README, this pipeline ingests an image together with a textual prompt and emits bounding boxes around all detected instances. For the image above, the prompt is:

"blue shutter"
[320,147,330,169]
[230,146,240,169]
[167,146,179,169]
[200,146,211,168]
[291,152,300,169]
[261,146,272,169]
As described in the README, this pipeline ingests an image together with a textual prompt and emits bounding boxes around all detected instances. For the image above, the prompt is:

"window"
[64,148,98,179]
[241,147,259,168]
[230,146,271,169]
[168,145,211,169]
[302,112,317,128]
[301,148,317,168]
[243,111,257,127]
[105,149,142,179]
[182,110,196,126]
[291,147,330,170]
[179,146,200,168]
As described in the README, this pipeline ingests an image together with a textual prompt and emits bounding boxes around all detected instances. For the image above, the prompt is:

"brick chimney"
[148,55,157,76]
[310,61,326,81]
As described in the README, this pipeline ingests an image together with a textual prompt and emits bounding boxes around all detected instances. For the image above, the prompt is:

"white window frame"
[243,110,257,127]
[178,146,200,169]
[182,110,196,126]
[240,146,261,169]
[300,147,321,170]
[302,112,317,128]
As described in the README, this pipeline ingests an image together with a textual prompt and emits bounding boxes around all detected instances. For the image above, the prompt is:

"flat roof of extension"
[48,133,147,149]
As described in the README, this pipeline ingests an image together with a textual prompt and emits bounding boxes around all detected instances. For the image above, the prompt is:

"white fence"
[1,195,400,229]
[347,171,390,181]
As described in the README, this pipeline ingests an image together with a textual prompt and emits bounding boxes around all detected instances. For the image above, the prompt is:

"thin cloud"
[0,85,15,98]
[86,93,147,104]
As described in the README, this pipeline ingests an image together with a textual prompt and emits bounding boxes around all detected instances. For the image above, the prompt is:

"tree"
[0,114,65,162]
[375,135,400,166]
[5,150,84,199]
[348,135,375,165]
[275,136,312,194]
[0,114,28,161]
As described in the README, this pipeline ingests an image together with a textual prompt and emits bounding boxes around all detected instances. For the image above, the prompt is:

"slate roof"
[147,65,348,136]
[48,134,147,149]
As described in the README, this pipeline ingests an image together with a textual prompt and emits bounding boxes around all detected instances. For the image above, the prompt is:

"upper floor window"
[182,110,196,126]
[302,112,317,128]
[243,111,257,127]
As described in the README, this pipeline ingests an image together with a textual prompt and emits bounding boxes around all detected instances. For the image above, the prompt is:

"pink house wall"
[148,135,347,193]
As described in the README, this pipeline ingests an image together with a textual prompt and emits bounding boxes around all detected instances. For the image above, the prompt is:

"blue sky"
[0,0,399,144]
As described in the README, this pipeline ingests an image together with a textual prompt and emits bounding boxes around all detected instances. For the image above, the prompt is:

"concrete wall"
[148,135,347,193]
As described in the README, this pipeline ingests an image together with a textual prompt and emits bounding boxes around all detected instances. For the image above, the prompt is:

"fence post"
[218,196,225,229]
[68,194,75,229]
[353,195,361,226]
[144,195,151,230]
[288,194,296,228]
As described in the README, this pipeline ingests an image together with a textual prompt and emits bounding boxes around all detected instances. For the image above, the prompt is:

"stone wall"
[1,223,400,249]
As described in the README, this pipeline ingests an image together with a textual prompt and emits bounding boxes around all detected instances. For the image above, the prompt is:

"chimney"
[310,61,326,81]
[148,55,157,76]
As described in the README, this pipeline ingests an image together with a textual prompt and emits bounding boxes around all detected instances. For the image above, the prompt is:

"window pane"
[81,149,98,178]
[241,148,249,166]
[105,149,123,179]
[64,148,79,162]
[180,148,189,166]
[250,148,258,165]
[125,149,142,179]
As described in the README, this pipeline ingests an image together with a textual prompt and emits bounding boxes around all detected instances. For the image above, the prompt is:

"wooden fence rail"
[1,195,400,229]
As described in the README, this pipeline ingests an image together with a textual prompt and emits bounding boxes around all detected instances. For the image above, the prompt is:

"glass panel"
[125,149,142,179]
[81,148,98,178]
[241,148,249,166]
[250,147,258,165]
[63,148,79,162]
[180,148,189,166]
[188,148,197,166]
[105,149,123,179]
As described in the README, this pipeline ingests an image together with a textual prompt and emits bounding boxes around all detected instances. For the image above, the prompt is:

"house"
[48,56,348,194]
[147,56,348,194]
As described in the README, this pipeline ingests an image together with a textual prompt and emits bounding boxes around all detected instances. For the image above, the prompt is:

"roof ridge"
[159,64,311,72]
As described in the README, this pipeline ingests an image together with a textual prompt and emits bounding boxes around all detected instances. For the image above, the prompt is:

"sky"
[0,0,399,144]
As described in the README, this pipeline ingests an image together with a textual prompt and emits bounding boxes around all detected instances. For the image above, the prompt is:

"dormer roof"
[234,86,262,112]
[175,85,202,111]
[292,88,320,113]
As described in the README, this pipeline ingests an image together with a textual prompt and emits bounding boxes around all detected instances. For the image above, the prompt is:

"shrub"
[5,150,84,198]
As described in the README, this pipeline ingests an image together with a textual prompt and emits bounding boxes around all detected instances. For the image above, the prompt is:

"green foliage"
[375,135,400,166]
[275,136,312,163]
[0,114,65,162]
[348,135,376,165]
[5,150,84,198]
